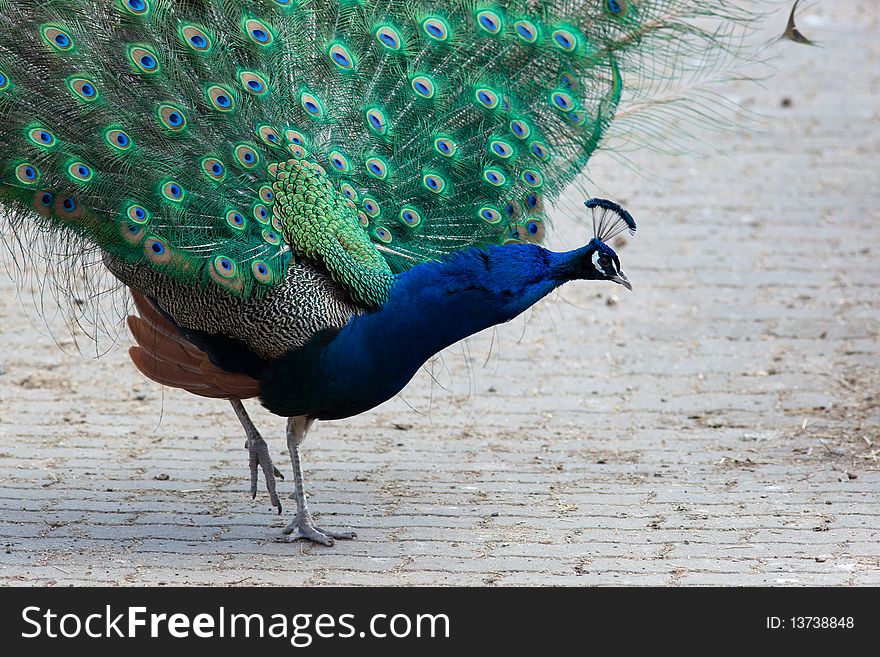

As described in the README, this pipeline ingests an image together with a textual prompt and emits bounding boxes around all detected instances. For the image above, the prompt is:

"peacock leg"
[230,399,283,513]
[283,416,357,546]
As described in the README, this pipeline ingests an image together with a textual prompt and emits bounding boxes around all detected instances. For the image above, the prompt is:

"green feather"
[0,0,761,305]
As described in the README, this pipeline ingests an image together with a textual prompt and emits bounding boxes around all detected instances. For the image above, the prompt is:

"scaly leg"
[283,416,357,546]
[230,399,283,513]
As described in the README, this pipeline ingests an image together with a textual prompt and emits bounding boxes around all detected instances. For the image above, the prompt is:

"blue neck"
[259,243,599,419]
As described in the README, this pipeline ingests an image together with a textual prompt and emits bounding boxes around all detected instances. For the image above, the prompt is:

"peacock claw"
[246,435,284,514]
[231,400,284,513]
[282,416,357,546]
[283,514,357,546]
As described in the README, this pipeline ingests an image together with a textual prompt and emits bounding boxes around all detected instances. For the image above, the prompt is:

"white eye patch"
[591,250,618,274]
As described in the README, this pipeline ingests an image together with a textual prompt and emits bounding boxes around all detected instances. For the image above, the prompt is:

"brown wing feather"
[127,290,260,400]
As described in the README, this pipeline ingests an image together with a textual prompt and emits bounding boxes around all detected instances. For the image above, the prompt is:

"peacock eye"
[598,255,611,268]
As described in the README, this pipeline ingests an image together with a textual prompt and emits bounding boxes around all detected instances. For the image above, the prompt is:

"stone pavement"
[0,4,877,586]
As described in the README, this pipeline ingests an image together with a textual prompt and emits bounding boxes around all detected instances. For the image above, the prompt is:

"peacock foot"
[246,435,284,513]
[283,512,357,546]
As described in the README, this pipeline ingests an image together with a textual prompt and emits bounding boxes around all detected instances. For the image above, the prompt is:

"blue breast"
[258,243,587,419]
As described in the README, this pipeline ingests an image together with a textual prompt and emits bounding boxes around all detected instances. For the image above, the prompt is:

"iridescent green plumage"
[0,0,757,306]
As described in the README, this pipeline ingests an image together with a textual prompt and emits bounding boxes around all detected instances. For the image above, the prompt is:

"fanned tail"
[0,1,765,305]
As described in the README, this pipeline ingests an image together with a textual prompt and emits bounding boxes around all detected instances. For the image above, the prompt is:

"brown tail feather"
[129,291,208,361]
[127,316,205,371]
[127,291,260,400]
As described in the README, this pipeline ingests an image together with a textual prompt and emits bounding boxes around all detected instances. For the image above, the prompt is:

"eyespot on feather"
[422,172,446,193]
[160,180,185,202]
[121,0,150,16]
[482,167,507,187]
[253,203,270,224]
[551,27,582,53]
[244,19,274,47]
[239,71,268,95]
[67,161,94,183]
[328,150,350,173]
[475,87,500,110]
[558,71,579,92]
[399,206,422,228]
[375,25,403,51]
[42,25,74,52]
[525,192,543,212]
[226,209,246,231]
[411,76,436,99]
[362,197,381,218]
[128,45,160,74]
[521,169,544,187]
[488,139,514,159]
[523,217,546,242]
[551,91,575,113]
[182,25,212,52]
[328,43,355,70]
[566,110,588,126]
[15,163,40,185]
[0,69,10,91]
[605,0,629,17]
[157,104,187,132]
[509,119,530,140]
[258,184,275,204]
[68,77,98,102]
[503,225,529,244]
[207,85,235,112]
[251,260,273,283]
[201,157,226,181]
[27,127,57,149]
[126,203,150,224]
[233,144,259,169]
[503,200,521,220]
[285,130,308,147]
[300,92,324,118]
[365,108,388,135]
[209,256,244,292]
[365,156,389,180]
[212,256,237,278]
[340,182,357,201]
[421,17,450,42]
[357,211,369,227]
[262,228,281,245]
[32,190,54,216]
[257,125,281,147]
[55,195,82,220]
[105,128,133,151]
[433,137,456,157]
[373,226,393,243]
[529,141,550,161]
[514,19,539,44]
[478,205,503,224]
[476,10,503,35]
[121,221,145,245]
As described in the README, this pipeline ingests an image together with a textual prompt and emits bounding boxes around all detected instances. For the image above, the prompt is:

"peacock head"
[578,198,636,290]
[584,237,631,290]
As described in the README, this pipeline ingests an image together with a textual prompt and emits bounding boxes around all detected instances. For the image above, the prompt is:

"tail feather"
[0,1,763,303]
[127,290,260,399]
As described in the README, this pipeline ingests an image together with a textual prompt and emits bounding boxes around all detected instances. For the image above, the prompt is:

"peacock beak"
[611,271,632,291]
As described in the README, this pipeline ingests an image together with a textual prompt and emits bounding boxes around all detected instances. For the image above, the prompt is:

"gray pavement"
[0,4,877,586]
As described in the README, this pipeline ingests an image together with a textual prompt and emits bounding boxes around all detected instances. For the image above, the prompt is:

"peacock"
[0,0,762,545]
